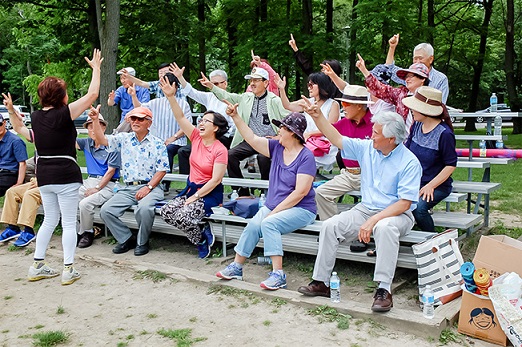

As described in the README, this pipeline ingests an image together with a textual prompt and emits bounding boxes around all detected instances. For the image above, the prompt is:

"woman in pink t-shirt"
[160,77,229,259]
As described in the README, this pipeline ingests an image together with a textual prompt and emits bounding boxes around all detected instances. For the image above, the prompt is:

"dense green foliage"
[0,0,521,114]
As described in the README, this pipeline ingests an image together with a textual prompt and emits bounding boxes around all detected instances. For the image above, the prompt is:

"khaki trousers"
[312,203,414,285]
[0,182,41,228]
[315,169,361,221]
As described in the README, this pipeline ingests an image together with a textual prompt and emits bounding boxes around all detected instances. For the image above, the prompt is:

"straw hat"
[335,85,374,104]
[402,86,444,116]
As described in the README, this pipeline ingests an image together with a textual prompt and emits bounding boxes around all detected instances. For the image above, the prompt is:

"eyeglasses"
[249,78,263,83]
[129,116,150,122]
[341,101,352,108]
[405,73,418,79]
[198,118,214,125]
[307,82,317,88]
[212,80,226,86]
[0,121,4,126]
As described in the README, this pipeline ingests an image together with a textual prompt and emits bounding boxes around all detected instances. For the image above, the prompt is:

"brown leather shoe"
[371,288,393,312]
[77,232,94,248]
[297,280,330,297]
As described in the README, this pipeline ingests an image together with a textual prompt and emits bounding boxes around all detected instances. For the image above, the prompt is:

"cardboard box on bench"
[458,235,522,346]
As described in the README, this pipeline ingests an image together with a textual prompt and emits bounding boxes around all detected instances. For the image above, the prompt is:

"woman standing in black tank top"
[25,49,103,285]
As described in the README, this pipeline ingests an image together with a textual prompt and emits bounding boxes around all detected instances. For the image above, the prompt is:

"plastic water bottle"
[330,272,341,303]
[258,193,266,208]
[230,190,239,201]
[496,138,504,149]
[257,256,272,265]
[490,93,498,114]
[422,285,435,319]
[113,182,121,193]
[479,139,487,157]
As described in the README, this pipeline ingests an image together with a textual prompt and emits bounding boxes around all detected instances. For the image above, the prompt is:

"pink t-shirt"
[333,110,373,168]
[189,131,228,184]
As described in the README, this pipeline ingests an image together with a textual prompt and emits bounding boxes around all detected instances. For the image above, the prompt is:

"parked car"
[475,103,512,123]
[73,110,89,128]
[447,106,463,123]
[0,105,31,129]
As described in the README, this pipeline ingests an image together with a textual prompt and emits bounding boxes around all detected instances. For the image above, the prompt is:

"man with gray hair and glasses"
[386,35,449,103]
[297,107,422,314]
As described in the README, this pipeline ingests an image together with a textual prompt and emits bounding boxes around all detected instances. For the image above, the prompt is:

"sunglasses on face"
[198,118,214,125]
[129,116,150,122]
[341,101,353,108]
[307,82,317,88]
[0,121,4,126]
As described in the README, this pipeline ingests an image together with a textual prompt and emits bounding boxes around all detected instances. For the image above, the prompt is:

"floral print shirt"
[106,131,169,183]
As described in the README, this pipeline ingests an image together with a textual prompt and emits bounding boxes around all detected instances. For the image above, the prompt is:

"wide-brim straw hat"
[402,86,444,116]
[335,85,374,104]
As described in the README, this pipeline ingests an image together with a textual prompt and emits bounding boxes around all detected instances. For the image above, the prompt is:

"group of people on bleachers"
[0,33,457,313]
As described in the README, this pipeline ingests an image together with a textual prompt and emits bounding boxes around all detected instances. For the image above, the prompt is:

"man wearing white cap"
[108,67,150,123]
[200,67,288,195]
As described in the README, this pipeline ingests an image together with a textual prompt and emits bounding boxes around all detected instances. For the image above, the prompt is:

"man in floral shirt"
[90,106,169,256]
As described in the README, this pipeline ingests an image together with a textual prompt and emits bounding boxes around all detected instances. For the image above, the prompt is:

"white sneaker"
[62,266,81,285]
[28,262,59,281]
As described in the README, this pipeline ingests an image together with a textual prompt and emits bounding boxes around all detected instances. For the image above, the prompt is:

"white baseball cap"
[244,67,269,81]
[117,67,136,76]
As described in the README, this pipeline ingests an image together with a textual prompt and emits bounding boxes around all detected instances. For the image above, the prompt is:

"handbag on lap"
[412,229,464,305]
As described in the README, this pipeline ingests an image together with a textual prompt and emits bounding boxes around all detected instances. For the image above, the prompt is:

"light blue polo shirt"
[341,137,422,211]
[77,138,120,179]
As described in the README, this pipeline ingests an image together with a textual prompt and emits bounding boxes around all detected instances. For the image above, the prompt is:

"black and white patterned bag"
[160,196,205,244]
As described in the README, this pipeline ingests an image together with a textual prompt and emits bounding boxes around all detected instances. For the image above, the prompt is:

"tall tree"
[95,0,120,131]
[504,0,521,134]
[464,0,493,132]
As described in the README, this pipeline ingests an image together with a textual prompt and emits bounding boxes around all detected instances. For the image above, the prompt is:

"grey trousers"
[78,177,115,234]
[100,185,164,246]
[312,203,414,284]
[315,169,361,221]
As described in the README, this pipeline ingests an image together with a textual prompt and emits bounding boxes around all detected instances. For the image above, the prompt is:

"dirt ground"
[0,230,500,347]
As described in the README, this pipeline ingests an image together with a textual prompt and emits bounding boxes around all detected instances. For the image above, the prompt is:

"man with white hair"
[386,35,449,103]
[297,108,422,313]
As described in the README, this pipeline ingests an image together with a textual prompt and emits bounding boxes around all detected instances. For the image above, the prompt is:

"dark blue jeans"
[413,187,451,232]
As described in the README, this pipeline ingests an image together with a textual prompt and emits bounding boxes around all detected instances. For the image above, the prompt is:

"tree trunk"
[95,0,120,132]
[504,0,521,134]
[465,0,493,132]
[348,0,358,84]
[197,0,206,76]
[427,0,434,45]
[326,0,333,43]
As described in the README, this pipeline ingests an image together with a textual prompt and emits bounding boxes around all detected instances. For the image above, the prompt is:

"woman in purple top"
[217,108,316,291]
[403,86,457,232]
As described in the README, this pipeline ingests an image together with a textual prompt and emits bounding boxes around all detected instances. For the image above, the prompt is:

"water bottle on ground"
[479,139,487,157]
[258,193,266,208]
[257,256,272,265]
[422,285,435,319]
[230,190,239,201]
[330,272,341,303]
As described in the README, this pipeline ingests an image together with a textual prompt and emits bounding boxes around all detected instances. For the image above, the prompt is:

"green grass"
[308,305,351,330]
[133,270,168,283]
[32,330,69,347]
[157,328,207,347]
